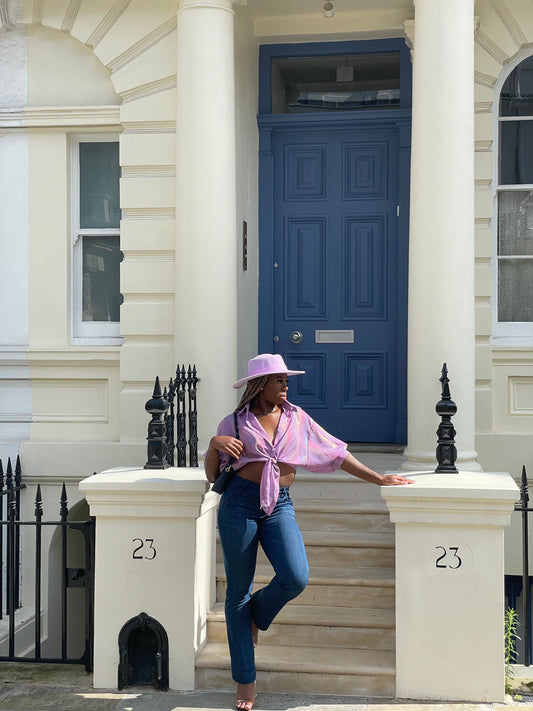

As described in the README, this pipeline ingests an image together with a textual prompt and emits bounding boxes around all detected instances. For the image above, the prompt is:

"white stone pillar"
[405,0,478,470]
[175,0,239,447]
[381,471,518,702]
[80,467,217,690]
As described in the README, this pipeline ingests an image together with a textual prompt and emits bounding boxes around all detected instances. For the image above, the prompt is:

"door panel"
[271,126,403,443]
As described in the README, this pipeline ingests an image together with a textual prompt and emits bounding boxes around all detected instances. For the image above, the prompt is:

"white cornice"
[0,106,121,128]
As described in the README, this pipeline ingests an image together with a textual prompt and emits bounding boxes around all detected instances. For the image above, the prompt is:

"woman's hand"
[210,435,243,460]
[204,435,243,483]
[381,474,414,486]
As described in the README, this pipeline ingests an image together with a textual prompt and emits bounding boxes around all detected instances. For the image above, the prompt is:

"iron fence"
[145,363,199,470]
[507,465,533,666]
[0,457,94,671]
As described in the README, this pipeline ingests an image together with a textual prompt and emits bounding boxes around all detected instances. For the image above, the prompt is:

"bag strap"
[224,411,240,471]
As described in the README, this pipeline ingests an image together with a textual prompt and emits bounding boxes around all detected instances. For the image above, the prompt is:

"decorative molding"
[475,139,493,151]
[475,70,497,87]
[121,166,176,178]
[403,19,414,52]
[122,335,174,344]
[108,16,177,73]
[123,250,175,261]
[32,379,108,424]
[475,30,509,65]
[122,121,176,133]
[475,101,493,113]
[32,0,44,24]
[0,105,120,128]
[120,75,176,103]
[62,0,83,33]
[122,293,174,302]
[489,0,528,48]
[121,207,176,219]
[86,0,131,49]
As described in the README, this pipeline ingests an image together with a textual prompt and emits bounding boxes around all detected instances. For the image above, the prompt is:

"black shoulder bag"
[211,411,239,495]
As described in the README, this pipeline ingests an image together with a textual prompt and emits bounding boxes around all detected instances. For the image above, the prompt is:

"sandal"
[235,682,255,711]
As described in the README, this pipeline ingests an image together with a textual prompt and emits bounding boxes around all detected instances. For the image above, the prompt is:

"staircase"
[196,456,401,698]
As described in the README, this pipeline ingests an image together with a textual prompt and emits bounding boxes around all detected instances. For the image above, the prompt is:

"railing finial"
[144,377,170,470]
[435,362,458,473]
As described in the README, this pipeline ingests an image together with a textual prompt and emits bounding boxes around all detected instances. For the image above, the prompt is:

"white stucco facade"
[0,0,532,647]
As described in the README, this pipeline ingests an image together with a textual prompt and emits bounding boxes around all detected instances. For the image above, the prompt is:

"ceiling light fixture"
[323,1,334,18]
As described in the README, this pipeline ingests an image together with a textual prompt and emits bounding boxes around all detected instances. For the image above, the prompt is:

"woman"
[204,354,413,710]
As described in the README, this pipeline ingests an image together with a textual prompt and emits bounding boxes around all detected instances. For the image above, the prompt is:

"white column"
[404,0,479,470]
[175,0,239,447]
[381,471,518,702]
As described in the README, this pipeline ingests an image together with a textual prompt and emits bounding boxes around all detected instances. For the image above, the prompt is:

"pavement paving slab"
[0,664,532,711]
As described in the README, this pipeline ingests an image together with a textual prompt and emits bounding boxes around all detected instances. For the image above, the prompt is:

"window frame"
[70,133,122,345]
[492,49,533,343]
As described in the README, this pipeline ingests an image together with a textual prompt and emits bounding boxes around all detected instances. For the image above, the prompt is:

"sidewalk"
[0,665,532,711]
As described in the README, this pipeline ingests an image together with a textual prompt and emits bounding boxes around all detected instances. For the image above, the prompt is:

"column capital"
[176,0,245,12]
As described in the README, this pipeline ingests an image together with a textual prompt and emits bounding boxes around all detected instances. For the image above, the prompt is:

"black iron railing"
[508,465,533,666]
[0,457,94,671]
[0,456,25,619]
[145,363,199,470]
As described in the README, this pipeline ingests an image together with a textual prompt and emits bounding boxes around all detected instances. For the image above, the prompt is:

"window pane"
[498,259,533,321]
[82,236,121,322]
[498,191,533,255]
[499,121,533,184]
[500,55,533,117]
[80,142,120,229]
[271,53,400,114]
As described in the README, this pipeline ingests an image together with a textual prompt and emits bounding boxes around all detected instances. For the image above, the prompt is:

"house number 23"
[132,538,157,560]
[435,546,462,569]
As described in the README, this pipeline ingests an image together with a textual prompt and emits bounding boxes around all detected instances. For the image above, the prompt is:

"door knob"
[290,330,303,344]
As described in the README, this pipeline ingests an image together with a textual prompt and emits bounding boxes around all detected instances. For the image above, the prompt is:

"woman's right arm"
[204,436,243,483]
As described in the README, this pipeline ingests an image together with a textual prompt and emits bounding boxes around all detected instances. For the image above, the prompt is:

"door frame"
[257,40,412,443]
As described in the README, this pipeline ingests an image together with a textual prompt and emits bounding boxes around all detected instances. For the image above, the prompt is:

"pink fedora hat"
[233,353,305,389]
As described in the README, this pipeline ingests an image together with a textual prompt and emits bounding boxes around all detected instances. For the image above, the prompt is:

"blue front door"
[263,122,407,443]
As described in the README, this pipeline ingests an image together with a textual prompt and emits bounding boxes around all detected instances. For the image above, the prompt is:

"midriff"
[236,460,296,487]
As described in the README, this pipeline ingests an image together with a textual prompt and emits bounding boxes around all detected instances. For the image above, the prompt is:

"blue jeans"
[217,476,309,684]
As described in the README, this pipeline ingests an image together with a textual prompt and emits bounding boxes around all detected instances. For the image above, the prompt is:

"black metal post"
[34,485,43,659]
[521,465,531,666]
[435,363,458,473]
[60,484,68,661]
[176,366,187,467]
[0,460,4,620]
[14,456,22,610]
[166,377,176,467]
[7,487,16,657]
[187,365,199,468]
[144,377,170,470]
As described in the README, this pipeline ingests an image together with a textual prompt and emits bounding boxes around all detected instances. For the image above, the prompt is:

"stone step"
[207,602,395,650]
[216,564,395,610]
[294,499,394,534]
[217,530,395,569]
[196,642,395,697]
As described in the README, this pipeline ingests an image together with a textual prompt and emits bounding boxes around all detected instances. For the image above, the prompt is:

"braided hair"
[236,375,269,411]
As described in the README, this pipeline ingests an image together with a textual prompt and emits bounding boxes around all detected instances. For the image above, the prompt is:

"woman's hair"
[236,375,269,411]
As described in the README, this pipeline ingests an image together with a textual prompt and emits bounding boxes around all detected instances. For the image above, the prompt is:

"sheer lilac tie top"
[214,400,348,515]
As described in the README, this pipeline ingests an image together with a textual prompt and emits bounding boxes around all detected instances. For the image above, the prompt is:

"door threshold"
[348,443,405,454]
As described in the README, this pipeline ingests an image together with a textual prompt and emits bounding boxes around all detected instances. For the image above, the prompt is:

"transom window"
[497,56,533,332]
[271,53,400,114]
[71,135,122,343]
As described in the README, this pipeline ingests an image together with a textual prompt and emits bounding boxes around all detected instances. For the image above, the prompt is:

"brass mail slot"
[315,330,354,344]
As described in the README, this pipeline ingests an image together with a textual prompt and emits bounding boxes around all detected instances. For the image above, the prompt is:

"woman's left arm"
[340,453,414,486]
